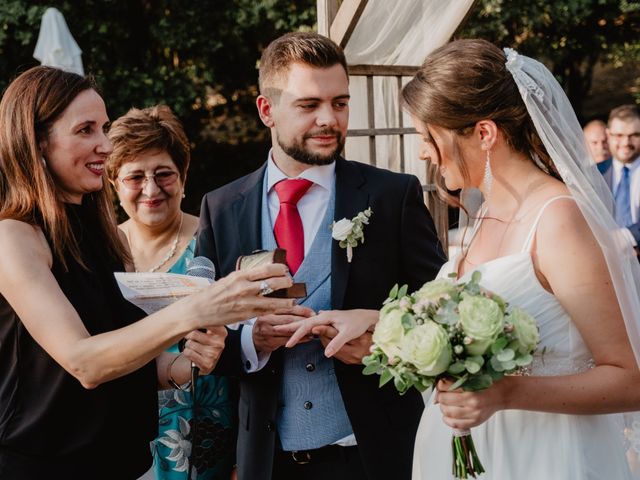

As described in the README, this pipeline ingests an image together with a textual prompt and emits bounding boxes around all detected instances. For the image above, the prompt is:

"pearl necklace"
[134,212,183,273]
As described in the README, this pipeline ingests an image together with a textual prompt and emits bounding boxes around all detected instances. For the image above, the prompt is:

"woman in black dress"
[0,67,293,479]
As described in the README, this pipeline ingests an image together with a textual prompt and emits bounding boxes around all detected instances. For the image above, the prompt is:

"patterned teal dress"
[152,239,234,480]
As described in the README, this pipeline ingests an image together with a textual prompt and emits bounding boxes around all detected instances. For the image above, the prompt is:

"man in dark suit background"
[196,32,445,480]
[598,104,640,247]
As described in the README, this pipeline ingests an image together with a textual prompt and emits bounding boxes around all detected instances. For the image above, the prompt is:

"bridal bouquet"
[363,272,539,479]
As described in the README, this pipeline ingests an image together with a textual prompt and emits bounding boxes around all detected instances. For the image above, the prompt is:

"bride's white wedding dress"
[413,196,635,480]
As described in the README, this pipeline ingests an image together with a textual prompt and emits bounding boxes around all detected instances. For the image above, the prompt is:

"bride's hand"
[435,378,508,430]
[275,309,378,357]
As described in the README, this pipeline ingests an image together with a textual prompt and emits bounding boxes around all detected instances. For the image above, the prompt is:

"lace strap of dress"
[521,195,575,253]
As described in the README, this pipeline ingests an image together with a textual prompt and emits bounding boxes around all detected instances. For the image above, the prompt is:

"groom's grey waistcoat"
[260,177,353,450]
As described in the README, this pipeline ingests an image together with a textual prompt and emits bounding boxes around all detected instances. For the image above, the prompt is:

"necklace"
[132,212,184,273]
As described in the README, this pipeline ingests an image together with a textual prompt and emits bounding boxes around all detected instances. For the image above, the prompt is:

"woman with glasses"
[106,105,234,480]
[0,67,293,480]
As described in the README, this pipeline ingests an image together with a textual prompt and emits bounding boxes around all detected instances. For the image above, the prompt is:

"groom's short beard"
[277,130,345,166]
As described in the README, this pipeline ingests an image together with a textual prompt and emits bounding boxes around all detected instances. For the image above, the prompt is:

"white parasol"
[33,7,84,76]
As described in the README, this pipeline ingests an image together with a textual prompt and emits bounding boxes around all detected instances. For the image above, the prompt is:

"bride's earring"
[482,147,492,196]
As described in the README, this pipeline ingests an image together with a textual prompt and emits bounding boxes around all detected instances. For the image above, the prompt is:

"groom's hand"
[253,306,315,354]
[313,325,373,365]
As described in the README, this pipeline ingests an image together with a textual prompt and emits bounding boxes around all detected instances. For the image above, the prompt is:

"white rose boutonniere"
[330,207,372,263]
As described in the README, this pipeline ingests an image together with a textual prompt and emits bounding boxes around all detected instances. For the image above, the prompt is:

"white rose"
[458,294,504,356]
[414,278,457,304]
[399,321,451,376]
[509,307,539,354]
[332,218,354,241]
[373,303,405,358]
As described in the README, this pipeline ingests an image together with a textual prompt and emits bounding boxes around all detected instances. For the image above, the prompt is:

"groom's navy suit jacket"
[196,157,446,480]
[598,158,640,243]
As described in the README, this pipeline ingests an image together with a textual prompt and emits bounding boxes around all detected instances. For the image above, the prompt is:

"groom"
[197,32,445,480]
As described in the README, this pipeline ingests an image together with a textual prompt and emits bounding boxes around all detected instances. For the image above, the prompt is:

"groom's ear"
[257,95,275,128]
[475,120,498,150]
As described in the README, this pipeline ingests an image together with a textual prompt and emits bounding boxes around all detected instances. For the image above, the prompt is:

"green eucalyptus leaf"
[496,348,515,362]
[448,362,466,375]
[434,301,459,325]
[486,365,505,381]
[389,284,399,300]
[490,356,505,372]
[491,337,508,354]
[401,313,416,330]
[379,369,393,387]
[362,362,380,375]
[464,359,482,374]
[463,374,493,391]
[398,285,409,299]
[501,359,516,371]
[393,374,407,393]
[515,353,533,366]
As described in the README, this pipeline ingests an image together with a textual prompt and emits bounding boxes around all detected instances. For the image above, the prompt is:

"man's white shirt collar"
[266,150,336,192]
[612,156,640,175]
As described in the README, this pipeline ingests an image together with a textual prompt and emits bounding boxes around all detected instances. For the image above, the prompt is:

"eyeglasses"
[609,132,640,141]
[118,170,179,190]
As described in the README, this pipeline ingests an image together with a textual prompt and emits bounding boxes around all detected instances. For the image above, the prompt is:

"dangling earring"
[181,191,186,199]
[41,156,47,167]
[482,147,493,196]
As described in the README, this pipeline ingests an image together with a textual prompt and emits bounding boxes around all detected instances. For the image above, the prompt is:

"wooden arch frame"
[317,0,452,249]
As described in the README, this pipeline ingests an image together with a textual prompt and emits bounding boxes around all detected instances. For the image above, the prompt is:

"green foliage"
[458,0,640,116]
[0,0,316,214]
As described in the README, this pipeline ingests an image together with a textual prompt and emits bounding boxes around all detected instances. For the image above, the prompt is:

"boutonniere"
[330,207,373,263]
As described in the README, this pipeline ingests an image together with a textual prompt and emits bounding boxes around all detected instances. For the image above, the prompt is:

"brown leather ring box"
[235,248,307,298]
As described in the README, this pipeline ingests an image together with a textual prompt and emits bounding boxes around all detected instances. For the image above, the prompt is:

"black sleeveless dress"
[0,203,157,479]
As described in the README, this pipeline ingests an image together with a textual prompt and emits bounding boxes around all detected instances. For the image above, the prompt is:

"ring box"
[236,249,307,298]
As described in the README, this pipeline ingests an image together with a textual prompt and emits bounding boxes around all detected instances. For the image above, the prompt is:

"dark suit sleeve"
[195,194,219,278]
[195,194,246,377]
[399,176,447,291]
[627,223,640,244]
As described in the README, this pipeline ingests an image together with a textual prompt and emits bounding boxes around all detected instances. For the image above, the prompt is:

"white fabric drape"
[33,7,84,76]
[343,0,475,182]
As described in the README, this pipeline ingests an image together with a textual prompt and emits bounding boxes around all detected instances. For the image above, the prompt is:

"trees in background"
[0,1,637,212]
[0,0,316,213]
[459,0,639,120]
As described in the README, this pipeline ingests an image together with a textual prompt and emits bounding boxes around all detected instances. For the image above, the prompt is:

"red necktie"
[273,179,313,275]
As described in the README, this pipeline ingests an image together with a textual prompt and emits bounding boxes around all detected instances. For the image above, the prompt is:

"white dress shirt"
[240,153,335,372]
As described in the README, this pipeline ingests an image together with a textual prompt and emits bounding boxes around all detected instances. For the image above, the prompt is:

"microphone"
[183,257,215,477]
[183,256,216,383]
[185,255,216,281]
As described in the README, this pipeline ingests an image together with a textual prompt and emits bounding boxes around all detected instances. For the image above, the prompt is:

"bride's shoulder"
[534,191,592,246]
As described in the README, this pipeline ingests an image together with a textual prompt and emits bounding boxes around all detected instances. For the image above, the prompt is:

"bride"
[281,38,640,479]
[402,39,640,480]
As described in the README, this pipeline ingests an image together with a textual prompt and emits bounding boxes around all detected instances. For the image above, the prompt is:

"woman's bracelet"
[167,353,192,391]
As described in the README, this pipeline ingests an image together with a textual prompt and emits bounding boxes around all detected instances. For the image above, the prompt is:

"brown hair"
[258,31,348,96]
[106,105,191,184]
[401,39,560,205]
[0,66,127,269]
[608,104,640,126]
